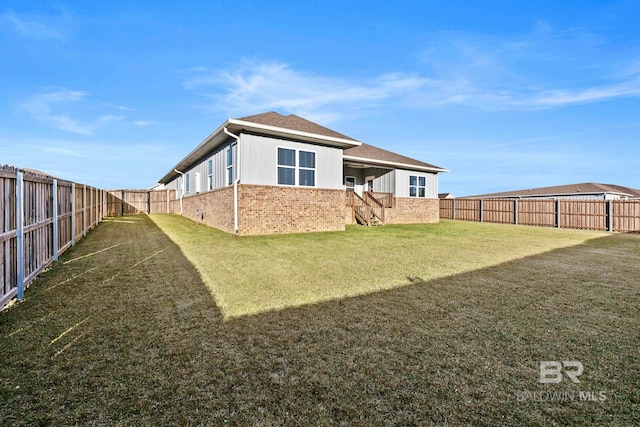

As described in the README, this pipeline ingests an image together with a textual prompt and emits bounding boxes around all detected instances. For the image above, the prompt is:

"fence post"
[53,179,59,262]
[83,185,87,237]
[514,199,518,225]
[452,198,456,220]
[90,186,93,229]
[479,199,483,222]
[556,199,561,228]
[607,200,613,232]
[16,172,24,300]
[71,184,76,246]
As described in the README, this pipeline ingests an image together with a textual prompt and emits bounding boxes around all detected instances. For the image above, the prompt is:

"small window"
[345,176,356,191]
[409,175,426,198]
[298,151,315,187]
[278,148,296,185]
[207,159,213,191]
[185,173,190,193]
[226,147,233,185]
[299,151,315,168]
[299,169,315,186]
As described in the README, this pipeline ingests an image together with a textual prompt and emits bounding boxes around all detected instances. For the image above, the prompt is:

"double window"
[277,148,316,186]
[409,175,426,197]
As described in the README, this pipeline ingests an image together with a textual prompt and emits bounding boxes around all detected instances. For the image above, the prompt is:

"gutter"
[174,169,185,214]
[223,127,241,233]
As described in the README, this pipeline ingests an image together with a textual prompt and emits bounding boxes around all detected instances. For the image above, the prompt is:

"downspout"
[174,169,185,215]
[223,127,241,233]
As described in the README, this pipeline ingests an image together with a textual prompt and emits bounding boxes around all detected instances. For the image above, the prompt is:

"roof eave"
[343,155,448,173]
[159,119,363,184]
[227,118,362,148]
[159,119,232,184]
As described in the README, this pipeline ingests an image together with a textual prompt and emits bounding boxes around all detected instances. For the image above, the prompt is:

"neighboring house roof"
[469,183,640,199]
[344,143,448,173]
[438,193,454,199]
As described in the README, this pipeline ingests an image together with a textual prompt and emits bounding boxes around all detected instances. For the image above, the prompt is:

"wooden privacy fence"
[440,198,640,232]
[105,189,174,216]
[1,167,104,309]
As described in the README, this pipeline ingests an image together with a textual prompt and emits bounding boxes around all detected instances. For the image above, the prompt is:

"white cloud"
[0,8,69,40]
[184,61,430,122]
[22,89,93,134]
[133,120,155,126]
[21,88,125,135]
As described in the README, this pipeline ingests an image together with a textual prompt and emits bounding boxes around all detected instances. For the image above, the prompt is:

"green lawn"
[150,215,607,319]
[0,215,638,425]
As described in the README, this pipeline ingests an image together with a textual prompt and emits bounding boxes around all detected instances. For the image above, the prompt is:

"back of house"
[158,112,447,235]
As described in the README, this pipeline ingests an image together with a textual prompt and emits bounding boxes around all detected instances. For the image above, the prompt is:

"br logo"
[539,361,584,384]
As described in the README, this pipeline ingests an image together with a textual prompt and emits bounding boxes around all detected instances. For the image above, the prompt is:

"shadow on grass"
[0,216,637,425]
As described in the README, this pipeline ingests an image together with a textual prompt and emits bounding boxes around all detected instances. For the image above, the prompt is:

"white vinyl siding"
[166,139,235,198]
[395,170,438,198]
[240,134,342,189]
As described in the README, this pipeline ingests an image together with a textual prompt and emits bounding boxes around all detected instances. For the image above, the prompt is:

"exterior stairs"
[347,191,389,226]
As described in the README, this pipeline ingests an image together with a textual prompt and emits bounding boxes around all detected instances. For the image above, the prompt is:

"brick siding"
[237,185,345,235]
[384,198,440,224]
[170,186,235,233]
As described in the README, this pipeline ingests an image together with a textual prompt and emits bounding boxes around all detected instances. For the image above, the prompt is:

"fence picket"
[0,166,105,309]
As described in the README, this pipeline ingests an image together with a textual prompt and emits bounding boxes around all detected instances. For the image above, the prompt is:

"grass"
[150,215,607,318]
[0,214,638,425]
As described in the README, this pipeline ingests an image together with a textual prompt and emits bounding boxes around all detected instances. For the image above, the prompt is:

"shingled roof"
[237,112,358,142]
[470,183,640,199]
[344,143,446,172]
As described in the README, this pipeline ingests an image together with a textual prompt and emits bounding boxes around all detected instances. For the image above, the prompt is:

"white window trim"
[409,175,427,198]
[207,159,213,191]
[276,146,317,187]
[226,146,233,186]
[345,176,356,190]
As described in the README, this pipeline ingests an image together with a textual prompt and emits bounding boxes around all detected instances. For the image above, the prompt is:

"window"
[185,173,190,193]
[277,148,296,185]
[345,176,356,191]
[409,175,426,197]
[207,159,213,191]
[298,150,315,186]
[226,147,233,185]
[277,148,316,186]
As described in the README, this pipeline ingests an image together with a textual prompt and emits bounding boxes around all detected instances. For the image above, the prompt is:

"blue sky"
[1,1,639,195]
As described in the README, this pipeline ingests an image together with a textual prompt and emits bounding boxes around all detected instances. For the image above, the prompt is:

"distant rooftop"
[469,183,640,199]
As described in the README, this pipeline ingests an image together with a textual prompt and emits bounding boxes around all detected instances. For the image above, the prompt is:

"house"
[158,112,447,235]
[469,183,640,200]
[438,193,455,199]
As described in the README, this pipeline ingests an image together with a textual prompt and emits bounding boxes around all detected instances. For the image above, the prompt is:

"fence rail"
[0,166,104,310]
[440,198,640,232]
